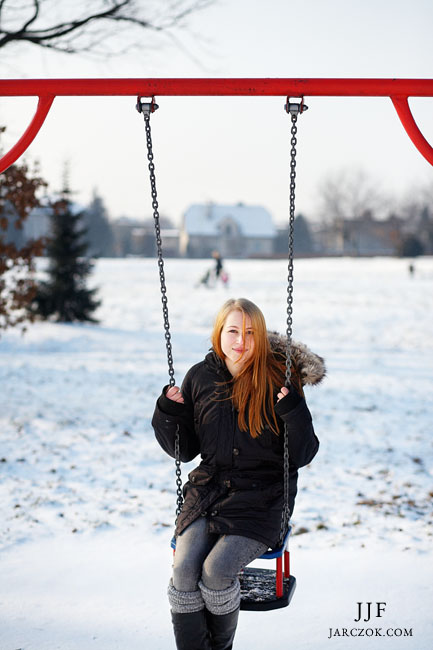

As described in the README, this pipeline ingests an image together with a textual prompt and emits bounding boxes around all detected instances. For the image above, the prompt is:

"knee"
[199,577,241,615]
[168,579,204,614]
[172,555,201,592]
[201,554,232,591]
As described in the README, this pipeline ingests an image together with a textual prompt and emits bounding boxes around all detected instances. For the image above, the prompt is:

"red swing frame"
[0,78,433,173]
[1,77,432,605]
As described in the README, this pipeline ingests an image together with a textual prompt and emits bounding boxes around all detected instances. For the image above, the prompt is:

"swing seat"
[170,526,296,612]
[239,526,296,611]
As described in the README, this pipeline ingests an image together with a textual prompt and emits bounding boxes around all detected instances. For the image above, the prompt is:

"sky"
[1,0,433,226]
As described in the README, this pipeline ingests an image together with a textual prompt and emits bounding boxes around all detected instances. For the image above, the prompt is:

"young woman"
[152,298,325,650]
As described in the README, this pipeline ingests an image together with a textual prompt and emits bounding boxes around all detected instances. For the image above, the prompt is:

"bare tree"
[0,0,214,56]
[317,167,388,224]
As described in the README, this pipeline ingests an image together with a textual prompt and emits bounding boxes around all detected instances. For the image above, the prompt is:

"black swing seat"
[239,526,296,611]
[240,569,296,611]
[170,526,296,612]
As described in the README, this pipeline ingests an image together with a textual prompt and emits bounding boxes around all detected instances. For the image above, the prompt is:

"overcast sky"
[1,0,432,225]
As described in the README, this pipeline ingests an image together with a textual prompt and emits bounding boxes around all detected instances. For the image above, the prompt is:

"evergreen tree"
[398,234,424,258]
[34,194,100,322]
[83,190,115,257]
[294,213,315,254]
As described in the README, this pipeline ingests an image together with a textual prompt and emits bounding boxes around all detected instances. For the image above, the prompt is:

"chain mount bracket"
[136,95,159,116]
[284,96,308,115]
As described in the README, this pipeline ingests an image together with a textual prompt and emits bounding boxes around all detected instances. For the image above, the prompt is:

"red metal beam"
[0,77,433,96]
[0,78,432,173]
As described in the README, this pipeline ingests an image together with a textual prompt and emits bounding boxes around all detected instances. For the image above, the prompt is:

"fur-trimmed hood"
[268,331,326,386]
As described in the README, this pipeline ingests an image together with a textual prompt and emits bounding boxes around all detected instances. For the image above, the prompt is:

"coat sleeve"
[274,385,319,468]
[151,367,200,463]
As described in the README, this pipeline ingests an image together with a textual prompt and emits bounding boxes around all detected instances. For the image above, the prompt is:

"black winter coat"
[152,334,325,549]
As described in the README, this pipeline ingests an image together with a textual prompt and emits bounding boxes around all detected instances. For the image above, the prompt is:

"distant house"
[314,212,405,256]
[180,202,276,258]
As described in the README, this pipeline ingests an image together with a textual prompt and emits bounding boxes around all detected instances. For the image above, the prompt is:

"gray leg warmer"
[168,579,205,614]
[199,578,241,615]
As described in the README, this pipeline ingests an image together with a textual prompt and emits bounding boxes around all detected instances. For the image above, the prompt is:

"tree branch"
[0,0,215,55]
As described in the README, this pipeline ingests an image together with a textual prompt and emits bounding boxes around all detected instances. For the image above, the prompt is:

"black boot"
[171,609,212,650]
[205,608,239,650]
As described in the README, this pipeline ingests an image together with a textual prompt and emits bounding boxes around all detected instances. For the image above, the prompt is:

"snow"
[1,256,432,649]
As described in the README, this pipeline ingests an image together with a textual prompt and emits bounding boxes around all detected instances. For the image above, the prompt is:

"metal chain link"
[137,99,183,519]
[174,424,183,517]
[279,100,307,546]
[285,111,298,386]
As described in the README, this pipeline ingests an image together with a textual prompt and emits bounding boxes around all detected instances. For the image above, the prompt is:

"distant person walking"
[212,250,223,278]
[197,251,229,288]
[212,250,229,287]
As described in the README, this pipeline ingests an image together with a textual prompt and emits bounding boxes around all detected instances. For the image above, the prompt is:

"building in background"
[313,212,406,256]
[180,202,276,258]
[10,199,431,259]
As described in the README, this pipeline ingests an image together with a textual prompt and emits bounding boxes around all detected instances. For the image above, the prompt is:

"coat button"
[191,476,196,482]
[224,480,231,488]
[210,510,218,517]
[232,448,240,456]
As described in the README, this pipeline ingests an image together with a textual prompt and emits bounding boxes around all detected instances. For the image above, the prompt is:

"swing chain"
[285,110,297,386]
[174,424,183,517]
[137,97,183,519]
[279,100,306,546]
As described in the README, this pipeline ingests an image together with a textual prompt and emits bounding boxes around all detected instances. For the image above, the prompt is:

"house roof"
[183,203,276,238]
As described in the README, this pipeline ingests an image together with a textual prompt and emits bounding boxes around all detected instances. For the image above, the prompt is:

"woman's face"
[220,309,255,374]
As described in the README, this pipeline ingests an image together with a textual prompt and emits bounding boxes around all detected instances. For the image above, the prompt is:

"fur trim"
[267,331,326,386]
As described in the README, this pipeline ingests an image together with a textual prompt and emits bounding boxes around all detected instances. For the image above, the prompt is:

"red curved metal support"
[0,94,55,174]
[391,95,433,166]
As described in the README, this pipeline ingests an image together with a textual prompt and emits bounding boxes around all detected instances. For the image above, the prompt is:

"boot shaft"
[206,608,240,650]
[171,610,212,650]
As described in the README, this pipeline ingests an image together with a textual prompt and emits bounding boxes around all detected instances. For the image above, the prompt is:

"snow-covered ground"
[1,256,432,649]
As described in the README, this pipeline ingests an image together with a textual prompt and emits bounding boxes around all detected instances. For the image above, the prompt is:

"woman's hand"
[165,386,184,404]
[277,386,289,402]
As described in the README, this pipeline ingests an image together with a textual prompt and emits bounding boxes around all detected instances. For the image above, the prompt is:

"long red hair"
[211,298,286,438]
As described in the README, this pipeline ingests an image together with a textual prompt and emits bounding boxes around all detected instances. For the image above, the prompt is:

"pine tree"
[34,194,100,322]
[294,213,315,254]
[83,190,115,257]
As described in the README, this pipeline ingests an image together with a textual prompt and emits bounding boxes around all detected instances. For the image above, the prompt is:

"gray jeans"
[172,516,268,592]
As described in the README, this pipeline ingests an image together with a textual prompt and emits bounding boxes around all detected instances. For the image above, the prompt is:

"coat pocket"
[188,466,214,486]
